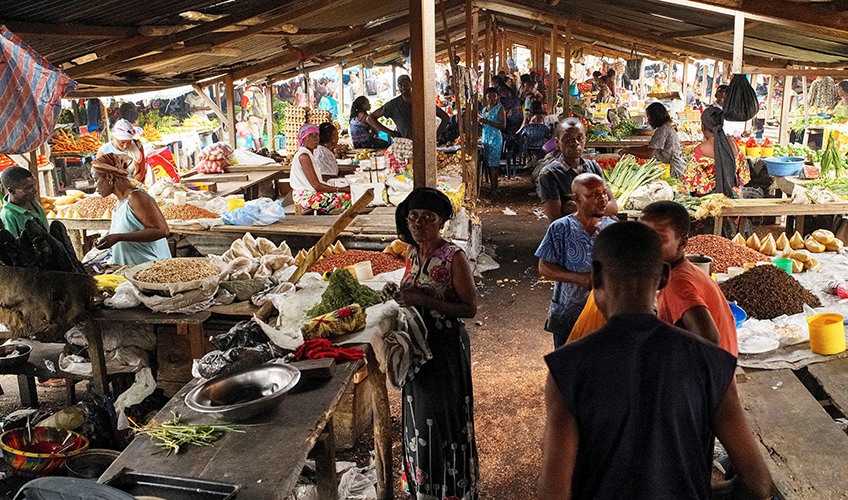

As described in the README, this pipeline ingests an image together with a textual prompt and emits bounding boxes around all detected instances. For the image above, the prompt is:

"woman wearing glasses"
[391,187,479,500]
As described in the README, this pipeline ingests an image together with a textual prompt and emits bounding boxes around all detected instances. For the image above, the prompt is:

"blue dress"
[110,190,171,266]
[481,105,503,168]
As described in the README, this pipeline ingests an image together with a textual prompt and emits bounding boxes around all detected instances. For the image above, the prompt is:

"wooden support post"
[640,58,648,101]
[500,30,507,72]
[682,58,690,101]
[358,65,365,97]
[265,78,275,151]
[337,63,345,121]
[564,24,572,115]
[484,14,491,93]
[548,24,558,113]
[464,1,479,198]
[439,0,465,185]
[366,348,392,500]
[766,74,775,120]
[314,419,338,500]
[83,320,108,395]
[410,0,437,188]
[303,70,311,109]
[779,75,793,145]
[224,74,236,147]
[665,60,672,91]
[28,151,39,194]
[732,12,745,74]
[802,76,810,146]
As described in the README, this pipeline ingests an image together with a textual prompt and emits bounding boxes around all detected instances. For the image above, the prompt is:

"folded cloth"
[294,338,364,362]
[370,306,431,388]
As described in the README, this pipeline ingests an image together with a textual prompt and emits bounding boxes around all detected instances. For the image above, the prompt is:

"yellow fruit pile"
[142,124,162,142]
[52,130,101,154]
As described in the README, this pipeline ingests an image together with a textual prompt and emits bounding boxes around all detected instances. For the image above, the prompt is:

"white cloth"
[314,145,339,177]
[370,306,431,388]
[289,146,322,191]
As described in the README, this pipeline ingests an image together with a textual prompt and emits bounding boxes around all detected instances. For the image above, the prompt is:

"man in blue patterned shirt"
[536,173,616,347]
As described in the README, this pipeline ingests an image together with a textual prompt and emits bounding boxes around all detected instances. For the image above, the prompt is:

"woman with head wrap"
[683,107,750,196]
[289,123,351,214]
[389,187,479,500]
[96,118,148,183]
[92,153,170,265]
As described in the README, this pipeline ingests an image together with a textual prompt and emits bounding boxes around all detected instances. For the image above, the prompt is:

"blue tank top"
[110,190,171,266]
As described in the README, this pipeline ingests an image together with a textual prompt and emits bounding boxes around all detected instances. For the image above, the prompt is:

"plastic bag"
[196,345,273,379]
[723,74,759,122]
[626,180,674,210]
[222,200,286,226]
[104,281,141,309]
[211,320,268,350]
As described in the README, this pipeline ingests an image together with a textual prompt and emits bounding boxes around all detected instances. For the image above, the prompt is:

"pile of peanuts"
[160,204,220,220]
[685,235,770,274]
[308,250,405,276]
[57,195,118,219]
[134,258,220,283]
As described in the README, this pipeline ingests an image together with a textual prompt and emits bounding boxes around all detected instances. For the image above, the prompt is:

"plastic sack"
[723,74,759,122]
[211,320,268,351]
[136,286,234,314]
[222,199,286,226]
[104,281,141,309]
[626,180,674,210]
[196,345,273,379]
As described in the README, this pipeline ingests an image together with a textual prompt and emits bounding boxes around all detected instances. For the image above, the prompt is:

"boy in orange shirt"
[640,201,738,356]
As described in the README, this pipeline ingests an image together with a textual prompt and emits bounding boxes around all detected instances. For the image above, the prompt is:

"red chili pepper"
[746,138,759,147]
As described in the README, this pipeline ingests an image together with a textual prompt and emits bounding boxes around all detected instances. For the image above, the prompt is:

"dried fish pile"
[719,265,821,319]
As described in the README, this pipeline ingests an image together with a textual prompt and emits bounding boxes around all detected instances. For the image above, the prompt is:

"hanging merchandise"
[626,53,643,81]
[0,26,77,153]
[723,74,759,122]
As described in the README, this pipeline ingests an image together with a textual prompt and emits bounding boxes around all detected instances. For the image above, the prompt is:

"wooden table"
[710,199,848,236]
[94,308,212,360]
[56,206,399,258]
[738,358,848,499]
[99,344,393,500]
[182,168,287,200]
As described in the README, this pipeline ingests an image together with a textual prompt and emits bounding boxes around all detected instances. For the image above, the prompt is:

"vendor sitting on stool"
[314,122,341,181]
[92,153,171,265]
[0,166,48,237]
[290,124,352,215]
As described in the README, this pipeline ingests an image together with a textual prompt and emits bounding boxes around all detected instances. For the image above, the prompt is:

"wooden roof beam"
[654,0,848,39]
[474,0,787,67]
[3,21,139,39]
[66,0,295,78]
[667,21,760,39]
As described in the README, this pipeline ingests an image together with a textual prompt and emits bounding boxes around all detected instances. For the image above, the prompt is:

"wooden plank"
[732,12,745,74]
[549,24,558,113]
[95,308,211,325]
[744,67,848,78]
[411,0,438,188]
[100,358,362,498]
[808,357,848,416]
[191,83,229,126]
[779,75,792,146]
[738,369,848,499]
[225,74,237,147]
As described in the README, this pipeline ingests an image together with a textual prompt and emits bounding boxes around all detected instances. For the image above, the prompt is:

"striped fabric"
[0,26,77,154]
[371,306,432,388]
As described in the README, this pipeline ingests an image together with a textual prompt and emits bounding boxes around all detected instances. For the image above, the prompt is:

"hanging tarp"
[0,25,77,154]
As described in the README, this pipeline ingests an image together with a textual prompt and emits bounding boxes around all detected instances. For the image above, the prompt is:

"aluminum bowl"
[0,343,32,370]
[185,363,300,422]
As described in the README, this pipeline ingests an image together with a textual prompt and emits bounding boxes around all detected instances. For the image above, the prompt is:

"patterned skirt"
[292,190,352,215]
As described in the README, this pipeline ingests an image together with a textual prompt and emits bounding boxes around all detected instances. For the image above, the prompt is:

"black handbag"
[626,58,643,80]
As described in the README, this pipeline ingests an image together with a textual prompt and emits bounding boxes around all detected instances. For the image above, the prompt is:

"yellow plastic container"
[760,146,774,157]
[807,313,846,355]
[227,198,245,211]
[746,146,760,158]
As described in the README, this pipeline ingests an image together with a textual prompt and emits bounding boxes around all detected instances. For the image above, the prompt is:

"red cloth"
[294,339,364,362]
[657,258,739,356]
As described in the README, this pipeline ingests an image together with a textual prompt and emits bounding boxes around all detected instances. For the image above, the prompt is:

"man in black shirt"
[539,222,772,500]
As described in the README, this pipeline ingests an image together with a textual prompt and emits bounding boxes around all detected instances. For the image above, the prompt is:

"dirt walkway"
[389,174,555,498]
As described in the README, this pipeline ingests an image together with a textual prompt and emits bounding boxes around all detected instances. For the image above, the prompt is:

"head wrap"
[297,123,319,148]
[112,118,140,141]
[701,107,738,197]
[91,153,131,178]
[395,187,454,245]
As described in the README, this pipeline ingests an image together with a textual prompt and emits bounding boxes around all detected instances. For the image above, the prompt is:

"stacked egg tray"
[284,106,308,143]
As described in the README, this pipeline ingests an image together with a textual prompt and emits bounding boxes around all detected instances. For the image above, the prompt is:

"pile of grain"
[59,195,118,219]
[685,234,770,273]
[134,259,220,283]
[719,265,821,319]
[308,250,405,276]
[160,204,220,220]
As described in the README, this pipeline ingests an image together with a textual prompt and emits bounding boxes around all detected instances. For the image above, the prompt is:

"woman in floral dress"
[683,107,750,196]
[393,187,478,500]
[479,87,505,192]
[289,123,352,214]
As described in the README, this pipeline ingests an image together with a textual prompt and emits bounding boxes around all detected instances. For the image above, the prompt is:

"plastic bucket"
[807,313,846,355]
[685,254,712,275]
[773,258,792,275]
[728,303,747,329]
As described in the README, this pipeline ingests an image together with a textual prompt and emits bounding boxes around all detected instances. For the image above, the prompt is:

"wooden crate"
[334,365,374,450]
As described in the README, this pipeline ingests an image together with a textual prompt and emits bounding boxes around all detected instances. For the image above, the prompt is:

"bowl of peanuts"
[125,257,228,296]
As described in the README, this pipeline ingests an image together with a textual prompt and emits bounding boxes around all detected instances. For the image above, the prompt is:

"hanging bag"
[723,74,759,121]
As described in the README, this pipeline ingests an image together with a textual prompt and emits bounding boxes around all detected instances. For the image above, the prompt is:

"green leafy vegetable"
[307,268,381,318]
[136,412,247,455]
[603,155,666,208]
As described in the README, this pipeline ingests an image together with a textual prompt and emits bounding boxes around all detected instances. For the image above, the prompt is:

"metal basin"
[0,343,32,370]
[185,363,300,422]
